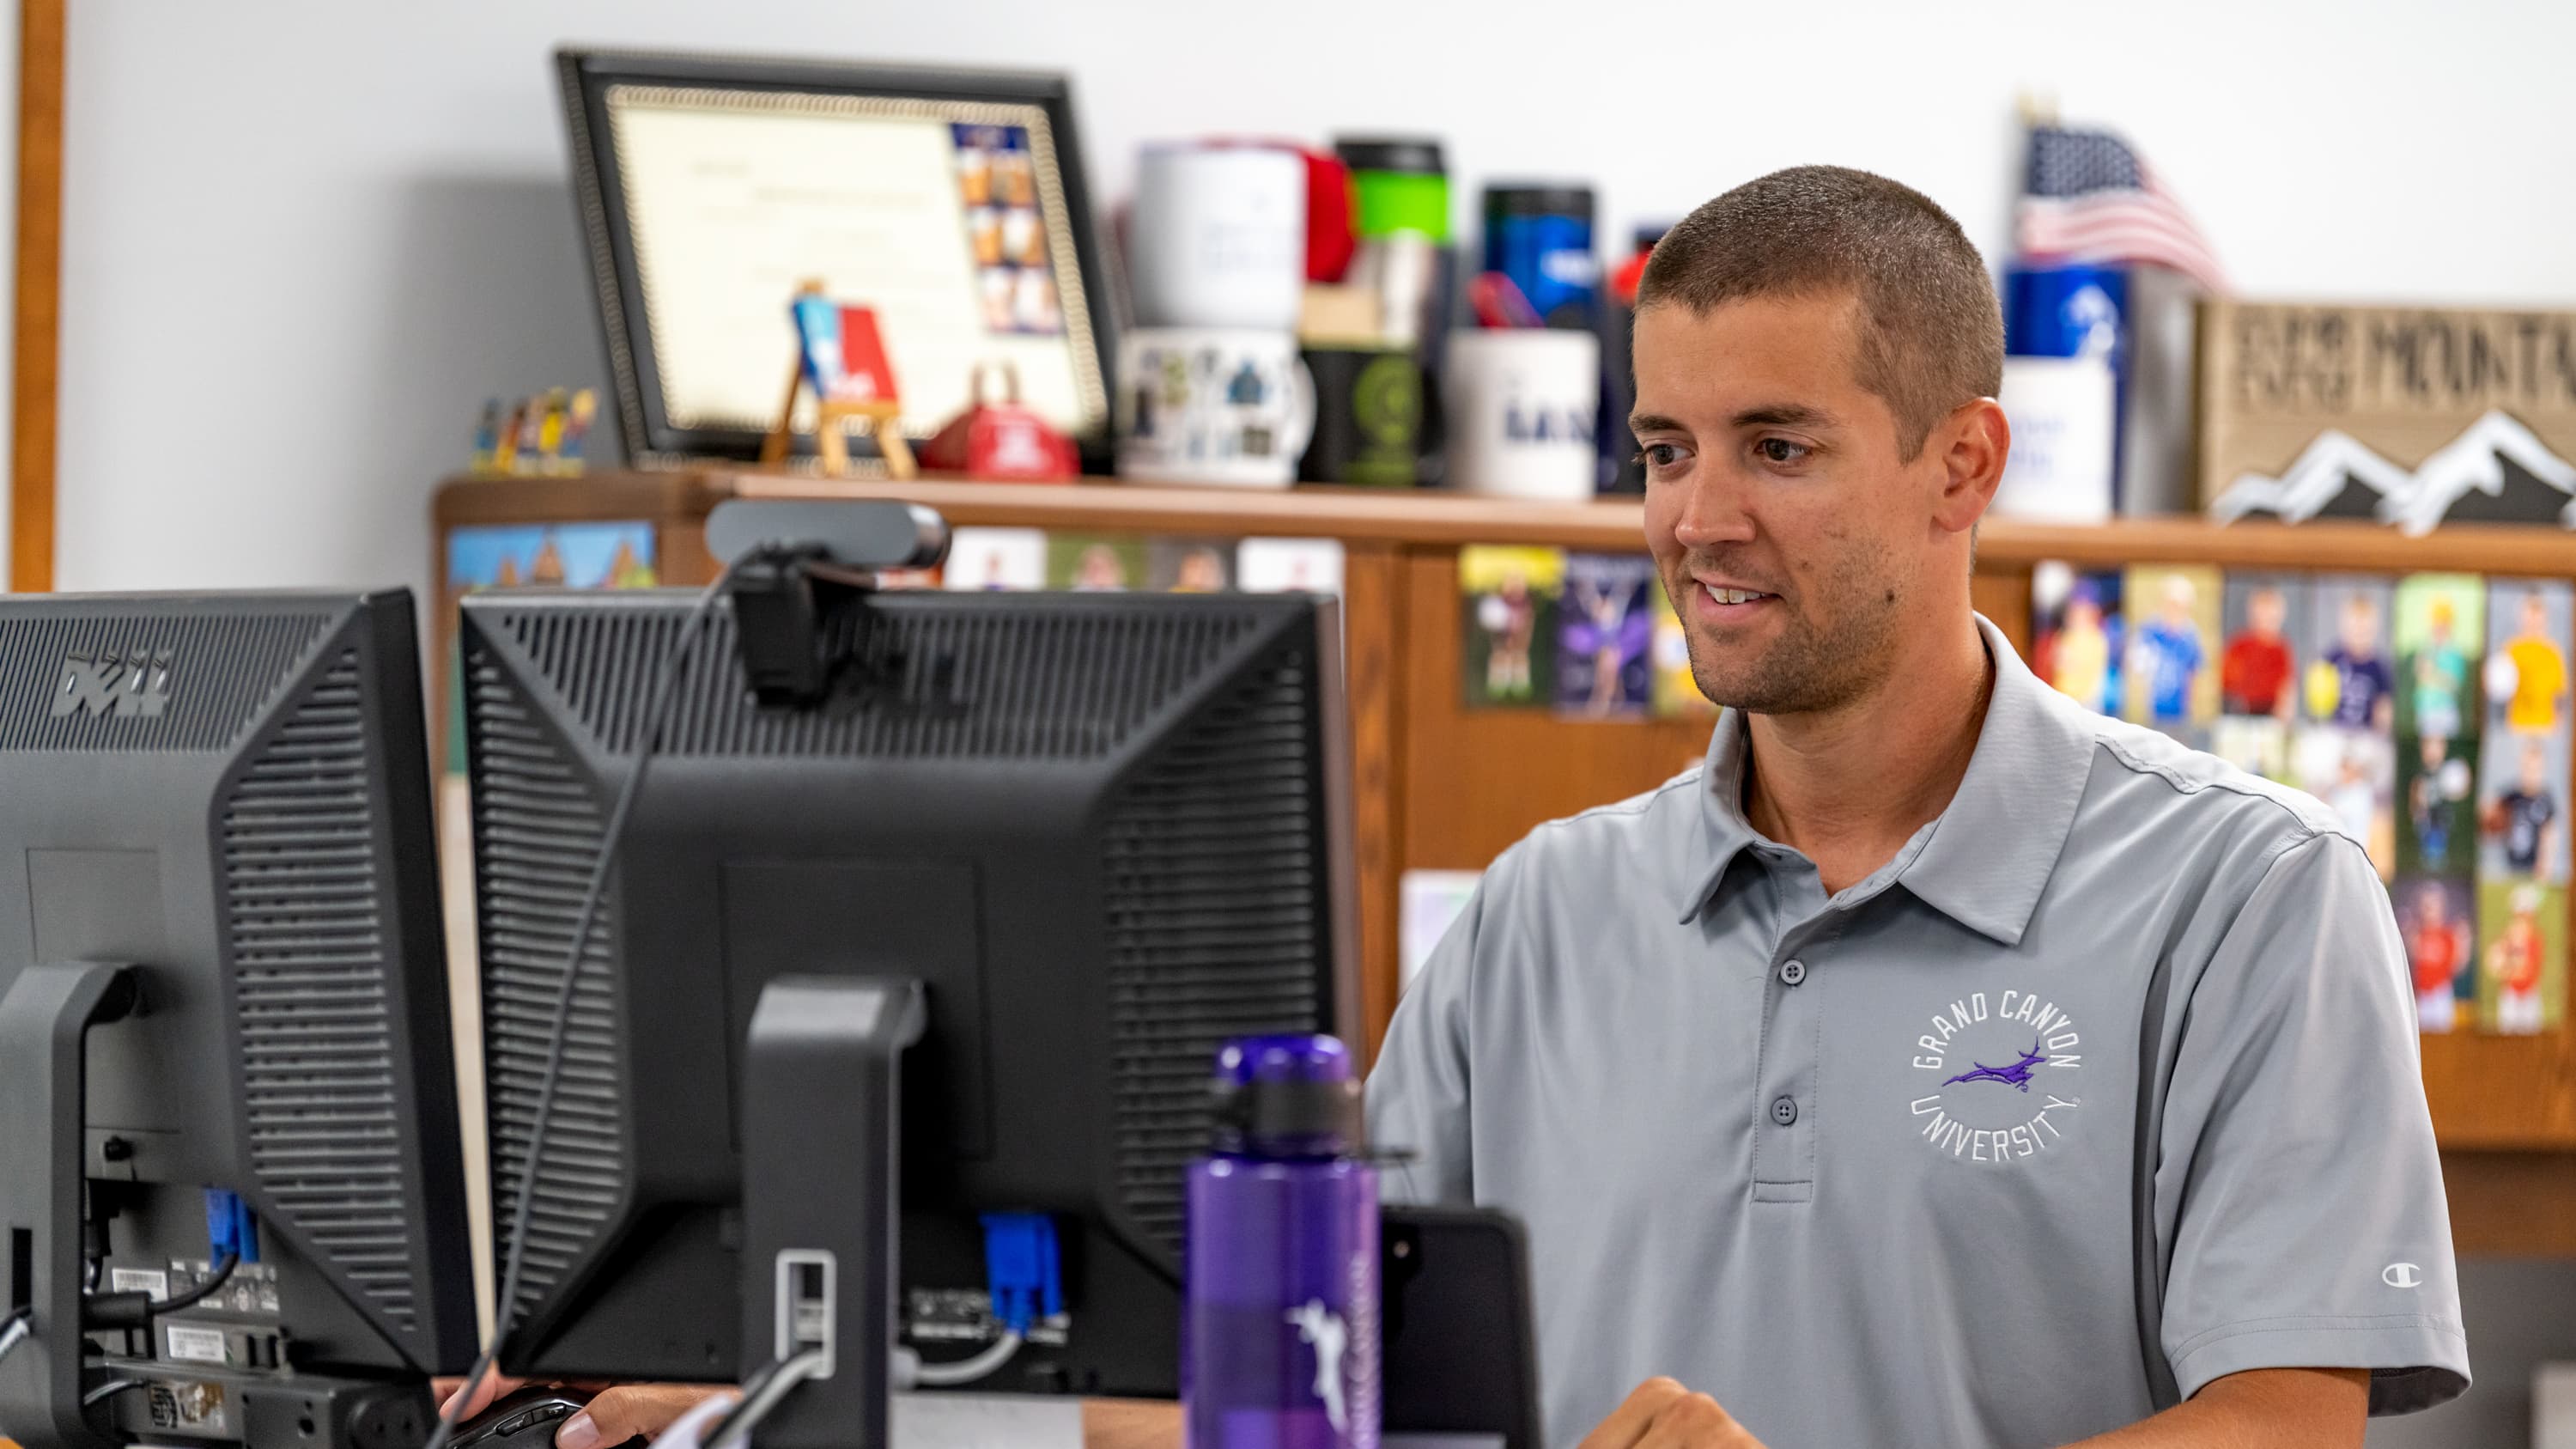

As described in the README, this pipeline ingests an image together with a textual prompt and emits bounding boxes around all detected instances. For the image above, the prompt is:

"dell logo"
[2382,1263,2423,1289]
[54,648,173,719]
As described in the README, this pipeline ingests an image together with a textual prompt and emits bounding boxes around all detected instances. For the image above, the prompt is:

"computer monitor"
[0,589,477,1449]
[455,585,1358,1410]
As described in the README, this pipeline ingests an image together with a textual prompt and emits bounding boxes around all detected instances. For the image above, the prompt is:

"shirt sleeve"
[2154,830,2470,1414]
[1364,859,1503,1207]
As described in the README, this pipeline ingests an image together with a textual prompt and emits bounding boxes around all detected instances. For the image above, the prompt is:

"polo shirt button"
[1778,959,1806,986]
[1771,1096,1798,1126]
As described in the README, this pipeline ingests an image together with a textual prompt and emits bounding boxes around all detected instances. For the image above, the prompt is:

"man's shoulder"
[1500,764,1711,880]
[2071,709,2354,858]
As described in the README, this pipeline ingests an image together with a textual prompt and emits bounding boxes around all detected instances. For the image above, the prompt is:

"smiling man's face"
[1634,290,1956,716]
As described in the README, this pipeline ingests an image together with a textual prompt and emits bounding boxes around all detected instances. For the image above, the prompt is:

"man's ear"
[1932,397,2010,534]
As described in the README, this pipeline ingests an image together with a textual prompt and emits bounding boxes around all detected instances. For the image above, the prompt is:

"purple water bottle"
[1185,1035,1381,1449]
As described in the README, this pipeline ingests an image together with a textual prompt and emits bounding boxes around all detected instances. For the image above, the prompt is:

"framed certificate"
[558,49,1116,467]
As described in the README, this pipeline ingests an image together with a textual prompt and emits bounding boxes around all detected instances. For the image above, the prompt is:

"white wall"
[54,0,2576,598]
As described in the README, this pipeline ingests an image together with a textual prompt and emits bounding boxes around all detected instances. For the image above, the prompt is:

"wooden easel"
[760,282,916,478]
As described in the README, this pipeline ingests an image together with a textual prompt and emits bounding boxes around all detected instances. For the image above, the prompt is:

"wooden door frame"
[9,0,61,592]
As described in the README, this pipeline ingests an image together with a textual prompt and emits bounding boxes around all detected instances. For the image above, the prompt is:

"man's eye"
[1637,443,1688,471]
[1756,438,1810,465]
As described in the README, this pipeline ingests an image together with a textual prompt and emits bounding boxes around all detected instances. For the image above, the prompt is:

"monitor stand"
[0,962,138,1449]
[726,975,924,1449]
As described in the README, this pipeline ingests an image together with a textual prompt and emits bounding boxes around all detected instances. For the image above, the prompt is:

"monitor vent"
[220,648,419,1329]
[482,600,1268,758]
[1099,649,1330,1252]
[464,643,627,1329]
[0,611,329,750]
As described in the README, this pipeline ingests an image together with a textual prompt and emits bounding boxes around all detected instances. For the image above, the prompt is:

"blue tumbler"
[1482,184,1597,331]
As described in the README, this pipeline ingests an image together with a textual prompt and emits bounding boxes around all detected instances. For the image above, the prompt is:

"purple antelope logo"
[1941,1041,2048,1093]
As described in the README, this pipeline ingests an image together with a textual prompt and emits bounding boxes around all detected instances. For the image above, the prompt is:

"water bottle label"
[1283,1299,1354,1434]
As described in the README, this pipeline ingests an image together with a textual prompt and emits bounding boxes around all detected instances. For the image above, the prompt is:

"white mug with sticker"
[1115,328,1316,489]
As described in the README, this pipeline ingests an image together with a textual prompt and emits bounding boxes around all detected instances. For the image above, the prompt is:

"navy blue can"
[2003,262,2127,360]
[1481,185,1597,330]
[2003,262,2129,502]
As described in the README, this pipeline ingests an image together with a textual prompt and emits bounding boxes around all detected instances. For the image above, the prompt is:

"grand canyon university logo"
[1908,990,2081,1165]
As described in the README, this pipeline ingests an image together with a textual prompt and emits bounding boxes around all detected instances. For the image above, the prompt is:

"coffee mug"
[1127,144,1307,330]
[1116,328,1316,488]
[1443,330,1601,500]
[1300,346,1431,487]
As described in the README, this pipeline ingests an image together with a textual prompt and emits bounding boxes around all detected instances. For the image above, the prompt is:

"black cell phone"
[1381,1205,1544,1449]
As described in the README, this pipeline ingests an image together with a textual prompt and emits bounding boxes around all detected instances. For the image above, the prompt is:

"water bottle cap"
[1209,1035,1361,1158]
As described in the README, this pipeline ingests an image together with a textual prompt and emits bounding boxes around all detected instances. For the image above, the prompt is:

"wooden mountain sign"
[2200,301,2576,531]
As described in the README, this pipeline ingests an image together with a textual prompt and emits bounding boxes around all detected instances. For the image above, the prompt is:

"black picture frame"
[556,47,1118,468]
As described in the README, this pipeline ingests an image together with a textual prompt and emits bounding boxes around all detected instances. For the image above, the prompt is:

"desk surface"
[1082,1399,1180,1449]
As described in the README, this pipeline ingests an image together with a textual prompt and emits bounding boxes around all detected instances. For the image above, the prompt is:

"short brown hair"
[1637,165,2002,461]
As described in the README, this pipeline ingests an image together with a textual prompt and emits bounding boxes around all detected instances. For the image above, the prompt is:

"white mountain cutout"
[2208,409,2576,535]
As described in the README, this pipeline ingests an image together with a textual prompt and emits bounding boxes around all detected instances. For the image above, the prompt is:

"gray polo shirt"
[1369,615,2468,1449]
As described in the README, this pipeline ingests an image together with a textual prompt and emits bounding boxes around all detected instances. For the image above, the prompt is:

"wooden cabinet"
[434,471,2576,1247]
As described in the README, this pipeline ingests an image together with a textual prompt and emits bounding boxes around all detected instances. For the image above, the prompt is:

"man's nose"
[1671,473,1757,550]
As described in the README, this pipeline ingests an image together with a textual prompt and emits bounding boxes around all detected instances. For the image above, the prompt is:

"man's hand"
[434,1374,538,1424]
[432,1375,732,1447]
[555,1385,733,1449]
[1578,1379,1767,1449]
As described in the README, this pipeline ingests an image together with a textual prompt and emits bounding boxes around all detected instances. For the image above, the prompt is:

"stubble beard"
[1674,569,1903,718]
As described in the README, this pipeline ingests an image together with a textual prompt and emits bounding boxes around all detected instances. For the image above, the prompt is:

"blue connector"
[204,1188,234,1259]
[978,1213,1061,1336]
[203,1189,259,1265]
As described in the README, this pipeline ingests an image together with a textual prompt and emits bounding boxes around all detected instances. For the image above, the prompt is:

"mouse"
[449,1385,643,1449]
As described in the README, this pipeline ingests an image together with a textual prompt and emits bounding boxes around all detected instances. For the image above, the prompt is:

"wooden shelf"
[1976,514,2576,575]
[444,469,2576,578]
[434,469,729,527]
[721,471,1663,550]
[723,471,2576,575]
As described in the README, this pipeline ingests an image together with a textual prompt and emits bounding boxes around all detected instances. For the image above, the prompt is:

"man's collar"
[1677,615,2098,945]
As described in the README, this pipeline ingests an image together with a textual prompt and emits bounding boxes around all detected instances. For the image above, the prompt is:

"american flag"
[2015,125,2228,294]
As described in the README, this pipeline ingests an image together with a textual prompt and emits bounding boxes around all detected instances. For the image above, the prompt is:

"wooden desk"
[433,470,2576,1243]
[1082,1399,1180,1449]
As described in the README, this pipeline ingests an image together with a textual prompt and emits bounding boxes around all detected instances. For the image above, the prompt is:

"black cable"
[149,1253,239,1313]
[422,571,737,1449]
[80,1252,242,1331]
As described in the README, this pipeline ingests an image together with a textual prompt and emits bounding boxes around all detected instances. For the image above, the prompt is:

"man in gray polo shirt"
[1368,167,2468,1449]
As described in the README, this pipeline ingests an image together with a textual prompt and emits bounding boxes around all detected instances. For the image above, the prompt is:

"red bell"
[919,362,1080,482]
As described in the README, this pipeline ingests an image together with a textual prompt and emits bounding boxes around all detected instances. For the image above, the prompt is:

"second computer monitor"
[458,587,1358,1393]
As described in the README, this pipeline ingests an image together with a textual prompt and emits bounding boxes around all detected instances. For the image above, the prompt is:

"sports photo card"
[2030,561,2123,717]
[1461,546,1568,710]
[2471,578,2574,1033]
[1556,553,1657,720]
[2293,576,2400,880]
[2396,874,2476,1034]
[2211,574,2305,782]
[2122,563,2221,743]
